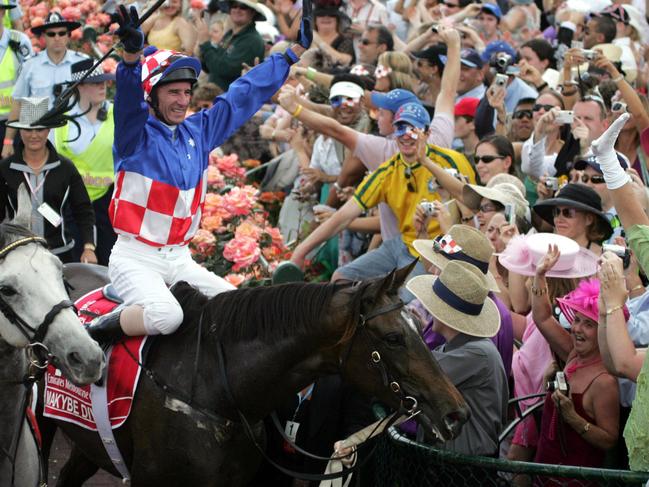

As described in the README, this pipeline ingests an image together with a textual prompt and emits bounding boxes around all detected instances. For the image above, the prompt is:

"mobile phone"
[555,110,574,125]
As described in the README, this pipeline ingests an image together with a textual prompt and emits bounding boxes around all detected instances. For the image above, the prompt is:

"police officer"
[54,59,116,265]
[3,12,87,158]
[0,0,32,143]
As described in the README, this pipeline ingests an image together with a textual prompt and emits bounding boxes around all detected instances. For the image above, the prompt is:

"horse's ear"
[12,184,32,230]
[387,259,418,295]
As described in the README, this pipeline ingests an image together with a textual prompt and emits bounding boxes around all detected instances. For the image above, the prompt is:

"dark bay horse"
[52,263,469,486]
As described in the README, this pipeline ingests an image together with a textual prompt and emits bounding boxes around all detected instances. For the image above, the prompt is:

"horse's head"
[335,262,469,442]
[0,185,104,384]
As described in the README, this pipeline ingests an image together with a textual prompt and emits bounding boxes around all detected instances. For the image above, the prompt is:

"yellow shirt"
[353,144,476,257]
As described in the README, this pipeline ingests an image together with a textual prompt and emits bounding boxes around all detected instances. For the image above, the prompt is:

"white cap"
[329,81,365,100]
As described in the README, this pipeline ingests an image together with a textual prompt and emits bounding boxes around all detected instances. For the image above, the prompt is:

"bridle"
[0,236,75,353]
[0,235,74,487]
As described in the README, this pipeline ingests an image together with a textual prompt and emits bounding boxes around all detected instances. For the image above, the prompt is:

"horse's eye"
[0,286,17,297]
[383,332,405,347]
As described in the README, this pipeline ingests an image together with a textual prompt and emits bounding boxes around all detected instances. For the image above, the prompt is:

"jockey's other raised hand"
[115,5,144,54]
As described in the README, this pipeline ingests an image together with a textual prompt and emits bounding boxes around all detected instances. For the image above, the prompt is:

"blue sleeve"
[114,61,150,159]
[200,52,291,150]
[11,58,29,98]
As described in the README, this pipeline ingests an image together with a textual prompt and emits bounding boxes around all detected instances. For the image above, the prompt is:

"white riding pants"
[108,236,235,335]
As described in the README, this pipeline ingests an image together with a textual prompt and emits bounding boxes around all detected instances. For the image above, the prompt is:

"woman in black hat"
[533,183,614,254]
[306,6,354,72]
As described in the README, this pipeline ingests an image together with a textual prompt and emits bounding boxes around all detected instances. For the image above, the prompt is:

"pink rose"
[207,166,225,189]
[215,154,246,180]
[223,236,261,271]
[222,187,255,217]
[201,215,223,233]
[224,273,246,287]
[61,6,82,21]
[264,226,284,247]
[190,229,216,256]
[235,220,263,241]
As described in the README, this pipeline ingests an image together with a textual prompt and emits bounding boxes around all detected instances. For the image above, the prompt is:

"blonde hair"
[377,51,413,76]
[386,71,416,92]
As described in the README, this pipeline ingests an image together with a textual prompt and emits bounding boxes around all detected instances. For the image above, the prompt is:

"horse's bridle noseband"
[342,299,421,417]
[0,236,75,363]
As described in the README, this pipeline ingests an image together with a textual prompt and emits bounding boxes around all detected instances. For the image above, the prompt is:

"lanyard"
[22,171,47,200]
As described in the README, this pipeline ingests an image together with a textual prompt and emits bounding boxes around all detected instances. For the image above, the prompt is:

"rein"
[0,235,70,487]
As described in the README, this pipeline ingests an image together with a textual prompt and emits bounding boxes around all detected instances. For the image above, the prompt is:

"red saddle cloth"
[43,288,146,431]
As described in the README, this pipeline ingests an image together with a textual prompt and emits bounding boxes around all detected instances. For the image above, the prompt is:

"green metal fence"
[372,410,649,487]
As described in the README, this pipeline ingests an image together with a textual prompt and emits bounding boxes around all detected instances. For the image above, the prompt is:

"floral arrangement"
[190,152,290,288]
[20,0,118,72]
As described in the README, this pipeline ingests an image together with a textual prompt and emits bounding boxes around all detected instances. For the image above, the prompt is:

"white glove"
[591,113,631,190]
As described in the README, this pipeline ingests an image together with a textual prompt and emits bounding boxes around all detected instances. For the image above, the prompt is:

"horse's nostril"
[66,351,83,367]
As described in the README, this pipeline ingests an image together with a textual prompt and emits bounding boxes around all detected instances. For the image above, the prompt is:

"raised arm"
[531,245,573,362]
[434,26,460,119]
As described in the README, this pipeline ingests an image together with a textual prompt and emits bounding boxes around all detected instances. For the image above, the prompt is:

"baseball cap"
[393,102,431,134]
[454,98,480,118]
[481,3,502,19]
[371,89,420,113]
[573,154,629,173]
[481,40,516,63]
[412,44,447,70]
[440,48,484,69]
[329,81,365,100]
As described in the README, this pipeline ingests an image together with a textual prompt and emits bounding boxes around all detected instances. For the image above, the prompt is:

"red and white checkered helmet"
[141,47,201,99]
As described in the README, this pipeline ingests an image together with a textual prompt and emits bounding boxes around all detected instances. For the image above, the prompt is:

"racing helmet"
[141,46,202,100]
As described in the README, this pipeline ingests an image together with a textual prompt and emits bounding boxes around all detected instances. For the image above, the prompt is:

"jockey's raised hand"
[591,112,630,190]
[116,4,144,53]
[297,0,313,49]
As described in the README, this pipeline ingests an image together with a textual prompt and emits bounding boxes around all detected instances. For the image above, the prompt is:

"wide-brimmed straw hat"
[532,183,613,240]
[226,0,268,21]
[498,233,598,278]
[31,12,81,35]
[463,182,529,220]
[487,173,527,197]
[7,97,66,130]
[413,224,500,292]
[406,261,501,338]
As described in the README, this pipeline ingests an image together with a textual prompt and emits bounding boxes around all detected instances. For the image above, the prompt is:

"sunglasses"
[533,104,555,112]
[360,38,376,46]
[580,173,605,184]
[553,207,580,219]
[405,165,417,193]
[475,155,504,164]
[479,203,500,213]
[45,31,69,38]
[513,109,533,120]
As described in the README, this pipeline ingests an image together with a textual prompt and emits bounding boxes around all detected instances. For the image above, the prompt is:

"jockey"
[86,4,311,344]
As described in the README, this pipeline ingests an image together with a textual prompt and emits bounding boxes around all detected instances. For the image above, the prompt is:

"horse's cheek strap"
[32,300,74,344]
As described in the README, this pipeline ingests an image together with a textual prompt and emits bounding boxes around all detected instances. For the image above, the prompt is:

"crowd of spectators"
[5,0,649,483]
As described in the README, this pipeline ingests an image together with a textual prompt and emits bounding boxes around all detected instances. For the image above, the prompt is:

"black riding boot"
[86,311,125,347]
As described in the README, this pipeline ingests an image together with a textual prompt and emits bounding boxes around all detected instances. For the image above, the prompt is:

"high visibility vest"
[54,105,115,202]
[3,0,11,30]
[0,38,16,116]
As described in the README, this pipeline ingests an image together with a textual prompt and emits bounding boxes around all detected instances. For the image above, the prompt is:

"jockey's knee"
[143,301,184,335]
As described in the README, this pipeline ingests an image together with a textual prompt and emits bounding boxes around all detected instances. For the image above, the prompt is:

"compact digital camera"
[547,371,569,393]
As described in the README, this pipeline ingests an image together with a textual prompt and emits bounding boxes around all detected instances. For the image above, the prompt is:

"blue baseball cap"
[393,102,431,135]
[371,89,421,113]
[481,3,502,19]
[573,154,629,173]
[481,40,517,63]
[440,48,484,69]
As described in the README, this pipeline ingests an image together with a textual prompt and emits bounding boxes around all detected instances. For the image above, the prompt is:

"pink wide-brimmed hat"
[498,233,598,278]
[556,278,630,324]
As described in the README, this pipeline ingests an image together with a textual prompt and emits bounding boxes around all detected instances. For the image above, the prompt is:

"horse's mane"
[175,281,360,343]
[0,223,36,248]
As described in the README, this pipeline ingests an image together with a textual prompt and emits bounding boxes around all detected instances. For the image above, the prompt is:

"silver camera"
[420,201,437,217]
[602,243,631,269]
[555,110,574,125]
[545,177,559,191]
[581,49,597,60]
[547,371,569,393]
[494,73,508,87]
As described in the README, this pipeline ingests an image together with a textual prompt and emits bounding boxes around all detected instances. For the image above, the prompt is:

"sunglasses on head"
[533,104,554,112]
[475,155,504,164]
[404,165,417,193]
[513,109,533,120]
[45,31,69,38]
[580,173,605,184]
[553,207,580,219]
